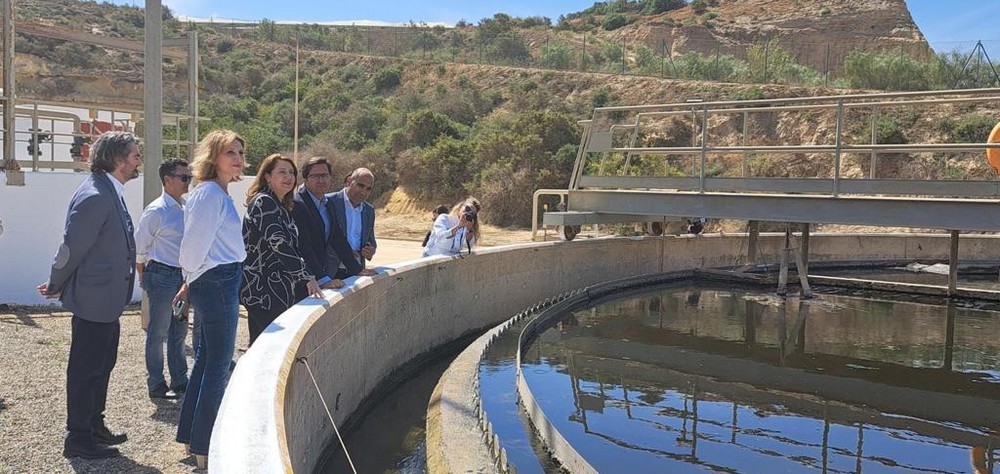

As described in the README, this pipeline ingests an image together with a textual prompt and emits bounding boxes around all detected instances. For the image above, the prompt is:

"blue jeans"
[141,262,188,392]
[175,262,242,456]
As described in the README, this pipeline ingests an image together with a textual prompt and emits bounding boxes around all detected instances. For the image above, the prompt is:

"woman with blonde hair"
[422,197,482,257]
[241,154,325,346]
[175,130,247,469]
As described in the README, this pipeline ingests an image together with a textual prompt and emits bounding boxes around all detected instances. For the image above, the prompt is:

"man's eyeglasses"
[170,174,193,183]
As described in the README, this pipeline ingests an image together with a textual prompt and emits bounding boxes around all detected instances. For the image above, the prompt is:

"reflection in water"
[524,286,1000,473]
[318,350,461,473]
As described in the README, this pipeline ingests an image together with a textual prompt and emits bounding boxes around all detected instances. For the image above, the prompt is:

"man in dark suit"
[291,158,365,297]
[327,167,378,279]
[37,132,141,460]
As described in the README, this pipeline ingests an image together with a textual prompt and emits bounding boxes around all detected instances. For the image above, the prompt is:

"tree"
[642,0,686,15]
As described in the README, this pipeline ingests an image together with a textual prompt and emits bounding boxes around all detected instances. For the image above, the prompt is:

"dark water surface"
[317,349,460,473]
[521,285,1000,473]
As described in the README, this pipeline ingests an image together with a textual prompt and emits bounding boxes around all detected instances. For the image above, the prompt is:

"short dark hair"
[89,132,139,173]
[158,158,190,184]
[302,156,332,179]
[433,205,449,215]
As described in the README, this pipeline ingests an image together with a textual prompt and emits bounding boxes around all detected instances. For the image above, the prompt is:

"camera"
[462,209,477,223]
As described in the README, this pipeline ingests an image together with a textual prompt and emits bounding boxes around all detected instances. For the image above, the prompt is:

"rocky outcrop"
[609,0,931,74]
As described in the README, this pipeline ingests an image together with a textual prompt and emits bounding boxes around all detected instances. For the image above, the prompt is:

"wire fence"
[191,19,1000,91]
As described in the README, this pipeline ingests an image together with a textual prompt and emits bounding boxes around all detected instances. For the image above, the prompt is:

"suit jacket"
[291,186,362,281]
[326,189,376,271]
[47,171,136,323]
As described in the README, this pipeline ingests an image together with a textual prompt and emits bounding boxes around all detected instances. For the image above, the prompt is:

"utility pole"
[144,0,163,206]
[293,39,299,162]
[2,0,17,181]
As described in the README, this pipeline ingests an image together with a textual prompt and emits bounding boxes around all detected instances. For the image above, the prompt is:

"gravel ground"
[0,304,250,474]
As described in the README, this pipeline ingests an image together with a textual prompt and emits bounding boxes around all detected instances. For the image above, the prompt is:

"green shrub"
[842,50,933,91]
[540,41,575,69]
[591,86,613,109]
[372,65,403,93]
[642,0,686,15]
[602,13,629,31]
[216,39,234,54]
[731,87,765,101]
[951,115,996,143]
[876,117,907,144]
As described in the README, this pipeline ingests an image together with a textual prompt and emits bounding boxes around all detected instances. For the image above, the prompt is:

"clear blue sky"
[111,1,1000,51]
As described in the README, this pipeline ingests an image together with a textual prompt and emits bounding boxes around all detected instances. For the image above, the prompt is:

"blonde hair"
[246,154,298,211]
[191,129,245,182]
[451,197,482,243]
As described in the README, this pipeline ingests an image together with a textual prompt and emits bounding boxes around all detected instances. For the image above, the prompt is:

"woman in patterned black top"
[241,154,326,345]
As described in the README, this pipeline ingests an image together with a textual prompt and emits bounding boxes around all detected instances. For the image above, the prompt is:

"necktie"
[121,197,134,234]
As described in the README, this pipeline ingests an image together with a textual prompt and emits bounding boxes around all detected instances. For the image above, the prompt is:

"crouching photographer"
[422,197,482,257]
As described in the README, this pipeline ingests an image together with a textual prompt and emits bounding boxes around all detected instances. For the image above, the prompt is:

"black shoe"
[149,387,180,400]
[92,424,127,445]
[170,383,187,394]
[63,436,120,459]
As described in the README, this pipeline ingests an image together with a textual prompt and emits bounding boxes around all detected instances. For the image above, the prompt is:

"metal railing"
[533,87,1000,237]
[0,99,200,172]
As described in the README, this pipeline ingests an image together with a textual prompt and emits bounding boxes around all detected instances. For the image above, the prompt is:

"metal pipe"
[624,95,1000,119]
[595,87,1000,113]
[741,110,749,178]
[31,102,39,171]
[949,230,959,296]
[870,105,879,179]
[605,142,1000,155]
[833,100,844,197]
[700,104,708,192]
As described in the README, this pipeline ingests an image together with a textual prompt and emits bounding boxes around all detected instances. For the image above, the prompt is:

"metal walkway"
[534,88,1000,237]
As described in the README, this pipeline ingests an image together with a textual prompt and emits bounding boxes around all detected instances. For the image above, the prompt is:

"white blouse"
[422,214,476,257]
[179,181,247,283]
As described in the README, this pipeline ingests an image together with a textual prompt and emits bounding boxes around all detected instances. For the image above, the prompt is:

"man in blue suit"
[37,132,141,459]
[326,167,377,279]
[291,157,366,298]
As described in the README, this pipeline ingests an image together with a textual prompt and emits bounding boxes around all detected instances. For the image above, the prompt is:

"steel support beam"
[2,0,14,168]
[187,29,198,157]
[568,190,1000,232]
[143,0,162,207]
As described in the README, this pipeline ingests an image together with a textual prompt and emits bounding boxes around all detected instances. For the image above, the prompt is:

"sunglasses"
[170,174,193,183]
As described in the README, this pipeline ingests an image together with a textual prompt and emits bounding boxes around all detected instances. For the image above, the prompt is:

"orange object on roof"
[77,120,130,160]
[986,121,1000,176]
[80,120,127,136]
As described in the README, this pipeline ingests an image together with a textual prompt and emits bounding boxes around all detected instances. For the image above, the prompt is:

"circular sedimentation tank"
[438,272,1000,473]
[212,234,1000,473]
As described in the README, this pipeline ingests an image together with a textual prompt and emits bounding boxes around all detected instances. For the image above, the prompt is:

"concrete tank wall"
[211,233,1000,473]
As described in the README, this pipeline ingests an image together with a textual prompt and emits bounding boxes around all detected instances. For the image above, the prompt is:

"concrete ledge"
[425,324,499,474]
[211,233,1000,473]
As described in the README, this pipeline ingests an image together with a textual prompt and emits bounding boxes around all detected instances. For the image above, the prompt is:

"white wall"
[0,170,252,305]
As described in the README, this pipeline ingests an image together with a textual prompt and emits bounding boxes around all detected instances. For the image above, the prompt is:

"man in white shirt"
[134,158,191,400]
[326,168,377,278]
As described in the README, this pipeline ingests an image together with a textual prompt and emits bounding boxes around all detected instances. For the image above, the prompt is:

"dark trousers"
[247,306,285,346]
[66,316,120,438]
